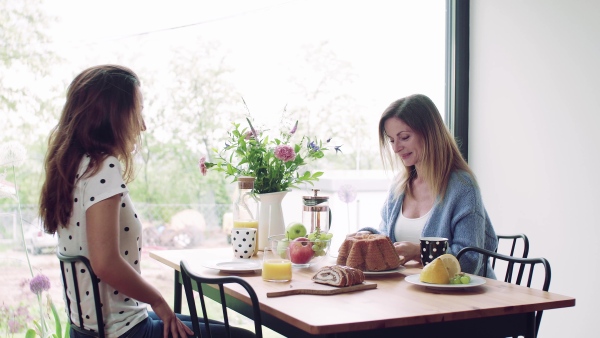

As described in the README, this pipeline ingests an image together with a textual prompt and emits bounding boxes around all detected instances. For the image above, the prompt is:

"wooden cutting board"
[266,281,377,297]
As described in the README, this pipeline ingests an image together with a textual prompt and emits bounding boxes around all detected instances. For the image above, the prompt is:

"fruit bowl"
[268,234,331,268]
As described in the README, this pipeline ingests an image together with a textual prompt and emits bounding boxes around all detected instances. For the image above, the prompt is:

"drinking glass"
[262,247,292,282]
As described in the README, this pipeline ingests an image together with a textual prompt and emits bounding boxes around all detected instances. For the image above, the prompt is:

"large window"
[1,0,448,236]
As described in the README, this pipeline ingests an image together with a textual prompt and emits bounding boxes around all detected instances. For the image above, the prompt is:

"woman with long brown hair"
[360,94,498,278]
[39,65,254,337]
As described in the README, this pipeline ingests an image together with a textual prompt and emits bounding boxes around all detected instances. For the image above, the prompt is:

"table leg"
[174,270,182,314]
[526,311,536,338]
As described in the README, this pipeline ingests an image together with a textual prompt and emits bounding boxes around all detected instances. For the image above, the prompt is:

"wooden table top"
[150,247,575,335]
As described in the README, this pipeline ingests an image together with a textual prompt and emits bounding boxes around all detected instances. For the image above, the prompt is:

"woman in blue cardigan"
[361,94,498,278]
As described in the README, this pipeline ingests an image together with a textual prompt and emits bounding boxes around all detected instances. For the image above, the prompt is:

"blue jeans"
[70,311,256,338]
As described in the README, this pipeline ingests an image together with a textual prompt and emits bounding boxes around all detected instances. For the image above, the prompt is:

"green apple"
[286,222,307,240]
[276,238,290,259]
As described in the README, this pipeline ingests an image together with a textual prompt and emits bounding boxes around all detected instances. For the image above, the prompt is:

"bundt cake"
[336,234,403,271]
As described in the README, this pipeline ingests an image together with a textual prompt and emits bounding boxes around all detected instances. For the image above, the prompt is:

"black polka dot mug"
[231,228,257,259]
[419,237,449,266]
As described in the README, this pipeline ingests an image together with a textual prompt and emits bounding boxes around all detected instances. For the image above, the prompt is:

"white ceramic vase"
[256,190,288,251]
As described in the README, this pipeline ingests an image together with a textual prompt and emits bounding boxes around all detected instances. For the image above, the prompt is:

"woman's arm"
[86,194,192,338]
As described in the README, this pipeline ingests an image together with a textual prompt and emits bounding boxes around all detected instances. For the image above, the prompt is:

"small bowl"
[268,234,331,268]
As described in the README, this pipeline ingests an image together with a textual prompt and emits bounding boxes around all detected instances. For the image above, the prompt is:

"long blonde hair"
[39,65,144,234]
[378,94,474,199]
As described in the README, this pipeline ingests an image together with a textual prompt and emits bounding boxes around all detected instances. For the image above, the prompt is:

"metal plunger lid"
[303,189,329,206]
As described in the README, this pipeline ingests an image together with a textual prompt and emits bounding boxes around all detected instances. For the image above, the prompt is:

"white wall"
[470,1,600,336]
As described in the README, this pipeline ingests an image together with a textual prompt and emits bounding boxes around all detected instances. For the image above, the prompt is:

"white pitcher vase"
[256,190,288,251]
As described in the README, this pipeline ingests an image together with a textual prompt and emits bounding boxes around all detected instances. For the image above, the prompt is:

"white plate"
[404,274,486,290]
[202,260,262,273]
[363,266,405,276]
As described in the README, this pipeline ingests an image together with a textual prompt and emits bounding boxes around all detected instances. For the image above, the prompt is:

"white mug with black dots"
[231,228,257,259]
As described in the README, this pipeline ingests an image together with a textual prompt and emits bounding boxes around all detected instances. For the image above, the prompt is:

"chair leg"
[174,270,182,314]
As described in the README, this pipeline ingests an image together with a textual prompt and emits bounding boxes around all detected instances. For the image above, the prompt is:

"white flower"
[0,141,27,168]
[338,184,357,204]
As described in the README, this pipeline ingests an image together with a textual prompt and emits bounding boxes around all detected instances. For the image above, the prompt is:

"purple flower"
[274,145,296,162]
[338,184,357,203]
[198,157,208,176]
[308,141,320,151]
[246,118,259,140]
[8,318,21,333]
[289,121,298,134]
[326,137,332,143]
[334,145,343,154]
[29,274,51,295]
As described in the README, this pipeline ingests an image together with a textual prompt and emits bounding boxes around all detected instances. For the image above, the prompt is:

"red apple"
[289,237,314,264]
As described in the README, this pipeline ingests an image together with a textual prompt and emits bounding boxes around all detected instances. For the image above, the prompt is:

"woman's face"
[384,117,424,168]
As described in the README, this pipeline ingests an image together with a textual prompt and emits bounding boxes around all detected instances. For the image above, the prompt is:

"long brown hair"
[378,94,474,200]
[39,65,144,234]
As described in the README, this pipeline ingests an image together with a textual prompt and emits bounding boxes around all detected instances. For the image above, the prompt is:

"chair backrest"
[57,252,104,337]
[495,233,529,258]
[456,246,551,337]
[494,233,530,283]
[180,260,263,338]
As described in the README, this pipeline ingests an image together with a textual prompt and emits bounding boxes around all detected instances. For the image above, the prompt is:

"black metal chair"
[495,233,530,282]
[496,233,529,258]
[57,252,105,337]
[180,260,263,338]
[456,246,551,338]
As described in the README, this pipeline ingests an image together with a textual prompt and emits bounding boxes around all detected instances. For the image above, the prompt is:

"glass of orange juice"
[233,219,259,229]
[262,247,292,282]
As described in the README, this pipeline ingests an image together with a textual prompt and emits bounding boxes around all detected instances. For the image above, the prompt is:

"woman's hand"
[346,231,372,238]
[152,298,194,338]
[393,241,421,262]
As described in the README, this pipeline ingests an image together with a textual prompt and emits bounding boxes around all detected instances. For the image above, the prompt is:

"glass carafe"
[302,189,330,233]
[233,176,259,234]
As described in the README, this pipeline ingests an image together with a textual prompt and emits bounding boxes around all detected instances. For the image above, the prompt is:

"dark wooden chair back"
[57,253,104,337]
[456,246,551,337]
[180,260,262,338]
[495,233,530,282]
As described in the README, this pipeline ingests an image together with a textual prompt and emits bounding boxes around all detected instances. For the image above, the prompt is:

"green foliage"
[204,118,331,194]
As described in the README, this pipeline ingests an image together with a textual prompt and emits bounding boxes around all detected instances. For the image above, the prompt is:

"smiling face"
[384,116,424,168]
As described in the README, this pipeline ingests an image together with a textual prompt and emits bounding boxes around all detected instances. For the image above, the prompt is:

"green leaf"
[50,299,62,338]
[25,329,37,338]
[64,321,70,337]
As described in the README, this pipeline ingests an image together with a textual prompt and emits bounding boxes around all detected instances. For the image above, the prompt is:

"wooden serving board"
[266,281,377,298]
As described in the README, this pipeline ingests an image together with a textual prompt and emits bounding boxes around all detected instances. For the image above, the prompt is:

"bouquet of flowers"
[199,117,337,194]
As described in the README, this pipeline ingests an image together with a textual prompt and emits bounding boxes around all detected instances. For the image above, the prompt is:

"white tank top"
[394,205,433,243]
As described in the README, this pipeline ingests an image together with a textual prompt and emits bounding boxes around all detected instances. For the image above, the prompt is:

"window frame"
[445,0,470,162]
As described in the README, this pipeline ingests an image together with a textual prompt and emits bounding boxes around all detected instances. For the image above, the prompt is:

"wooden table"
[150,248,575,338]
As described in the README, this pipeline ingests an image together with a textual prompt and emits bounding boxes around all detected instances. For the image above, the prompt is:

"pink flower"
[29,274,51,295]
[274,145,296,162]
[198,157,207,176]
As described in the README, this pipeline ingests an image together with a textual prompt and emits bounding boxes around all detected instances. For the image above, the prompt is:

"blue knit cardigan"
[361,170,498,278]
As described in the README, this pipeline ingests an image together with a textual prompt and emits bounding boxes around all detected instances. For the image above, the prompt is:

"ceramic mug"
[420,237,449,266]
[231,228,257,259]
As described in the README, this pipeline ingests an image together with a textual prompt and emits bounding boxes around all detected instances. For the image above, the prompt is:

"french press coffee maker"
[302,189,331,233]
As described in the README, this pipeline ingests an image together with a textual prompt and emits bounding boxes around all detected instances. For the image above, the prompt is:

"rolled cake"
[312,265,365,287]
